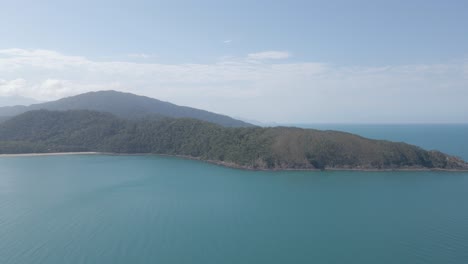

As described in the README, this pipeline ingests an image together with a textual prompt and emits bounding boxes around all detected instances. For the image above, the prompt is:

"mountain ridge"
[0,90,253,127]
[0,95,40,107]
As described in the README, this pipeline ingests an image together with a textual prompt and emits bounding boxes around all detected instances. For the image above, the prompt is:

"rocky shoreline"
[2,152,467,172]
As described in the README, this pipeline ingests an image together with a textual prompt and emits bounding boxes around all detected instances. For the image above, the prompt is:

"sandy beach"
[0,152,102,157]
[0,152,467,172]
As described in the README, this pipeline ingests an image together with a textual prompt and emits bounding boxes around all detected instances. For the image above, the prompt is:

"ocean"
[0,125,467,264]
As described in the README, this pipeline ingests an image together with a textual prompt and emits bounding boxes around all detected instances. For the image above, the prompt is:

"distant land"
[0,95,40,107]
[0,90,253,127]
[0,91,466,171]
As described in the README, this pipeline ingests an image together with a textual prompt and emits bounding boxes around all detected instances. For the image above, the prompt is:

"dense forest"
[0,110,467,170]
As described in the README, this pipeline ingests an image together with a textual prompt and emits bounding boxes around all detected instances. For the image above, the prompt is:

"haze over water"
[1,125,468,264]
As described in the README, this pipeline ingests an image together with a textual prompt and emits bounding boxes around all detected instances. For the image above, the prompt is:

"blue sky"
[0,0,467,123]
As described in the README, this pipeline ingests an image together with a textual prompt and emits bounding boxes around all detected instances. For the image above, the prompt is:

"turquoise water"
[1,125,468,264]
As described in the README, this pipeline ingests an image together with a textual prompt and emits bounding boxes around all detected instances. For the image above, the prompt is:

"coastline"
[1,151,467,172]
[0,152,102,157]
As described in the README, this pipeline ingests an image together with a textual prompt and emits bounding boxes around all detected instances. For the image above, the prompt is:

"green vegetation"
[0,90,253,127]
[0,116,10,123]
[1,110,467,170]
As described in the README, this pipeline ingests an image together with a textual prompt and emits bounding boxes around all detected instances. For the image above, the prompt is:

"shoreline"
[0,152,102,157]
[1,152,467,172]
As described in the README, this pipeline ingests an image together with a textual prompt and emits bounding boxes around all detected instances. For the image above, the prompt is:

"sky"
[0,0,467,123]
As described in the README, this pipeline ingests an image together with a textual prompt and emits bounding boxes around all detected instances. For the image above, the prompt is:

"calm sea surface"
[0,125,467,264]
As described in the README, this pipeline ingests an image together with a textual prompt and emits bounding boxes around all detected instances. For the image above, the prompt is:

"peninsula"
[0,91,467,171]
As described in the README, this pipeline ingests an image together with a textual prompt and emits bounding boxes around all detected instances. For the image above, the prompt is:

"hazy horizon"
[1,1,467,123]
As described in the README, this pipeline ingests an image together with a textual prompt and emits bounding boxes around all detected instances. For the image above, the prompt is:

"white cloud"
[127,53,152,59]
[247,51,291,60]
[0,49,88,71]
[0,79,28,96]
[0,48,467,123]
[223,40,232,44]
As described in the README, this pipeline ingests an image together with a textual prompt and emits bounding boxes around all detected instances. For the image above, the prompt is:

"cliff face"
[0,110,467,171]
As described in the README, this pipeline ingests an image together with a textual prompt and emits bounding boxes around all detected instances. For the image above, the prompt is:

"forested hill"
[0,110,467,171]
[0,90,253,127]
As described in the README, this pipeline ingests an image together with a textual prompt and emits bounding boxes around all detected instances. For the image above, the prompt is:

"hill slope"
[1,110,467,171]
[0,90,253,127]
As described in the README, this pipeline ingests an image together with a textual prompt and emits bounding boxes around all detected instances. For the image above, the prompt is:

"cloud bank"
[247,51,291,60]
[0,48,467,123]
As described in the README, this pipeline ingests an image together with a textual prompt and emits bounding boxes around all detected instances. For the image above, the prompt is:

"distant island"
[0,91,467,171]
